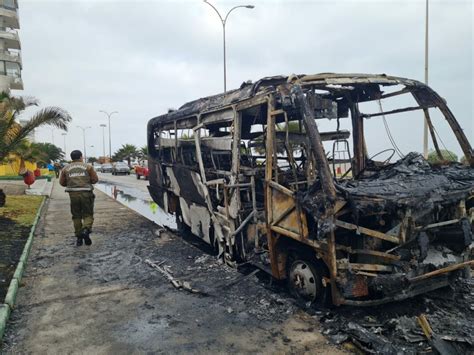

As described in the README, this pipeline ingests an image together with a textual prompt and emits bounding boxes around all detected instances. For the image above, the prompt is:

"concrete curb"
[42,179,54,197]
[24,178,53,197]
[0,196,46,341]
[0,305,10,340]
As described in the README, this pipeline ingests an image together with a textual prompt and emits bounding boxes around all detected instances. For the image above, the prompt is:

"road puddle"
[95,182,176,229]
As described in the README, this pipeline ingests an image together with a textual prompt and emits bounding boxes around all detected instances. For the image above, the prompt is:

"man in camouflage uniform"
[59,150,99,246]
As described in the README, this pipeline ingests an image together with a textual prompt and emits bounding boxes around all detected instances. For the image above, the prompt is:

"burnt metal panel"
[171,165,206,206]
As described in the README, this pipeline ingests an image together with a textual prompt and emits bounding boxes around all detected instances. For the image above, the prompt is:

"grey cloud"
[19,0,472,159]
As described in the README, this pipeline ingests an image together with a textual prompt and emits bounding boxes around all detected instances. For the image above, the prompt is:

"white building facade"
[0,0,22,92]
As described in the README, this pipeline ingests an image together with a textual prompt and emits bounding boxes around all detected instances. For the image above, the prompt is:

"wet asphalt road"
[95,172,175,228]
[97,172,150,196]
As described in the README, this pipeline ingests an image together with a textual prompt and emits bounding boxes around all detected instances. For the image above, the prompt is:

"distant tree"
[253,122,303,155]
[460,155,468,165]
[427,149,458,164]
[138,146,148,162]
[112,144,138,167]
[87,157,98,164]
[277,121,303,133]
[30,142,64,163]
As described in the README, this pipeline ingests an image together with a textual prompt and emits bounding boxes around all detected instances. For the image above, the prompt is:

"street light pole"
[99,124,107,158]
[423,0,429,158]
[61,133,67,157]
[203,1,254,94]
[77,126,91,162]
[50,128,55,145]
[99,110,118,160]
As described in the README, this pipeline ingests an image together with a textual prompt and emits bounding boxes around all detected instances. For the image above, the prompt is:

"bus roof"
[148,73,426,126]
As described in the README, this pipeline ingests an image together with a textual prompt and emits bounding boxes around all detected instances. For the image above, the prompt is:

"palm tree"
[0,92,72,162]
[30,142,64,164]
[112,144,139,167]
[138,145,148,162]
[10,140,48,174]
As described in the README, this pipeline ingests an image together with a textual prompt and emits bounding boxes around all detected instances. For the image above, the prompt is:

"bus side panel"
[178,197,212,244]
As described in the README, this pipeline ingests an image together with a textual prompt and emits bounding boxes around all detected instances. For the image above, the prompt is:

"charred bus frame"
[147,73,474,306]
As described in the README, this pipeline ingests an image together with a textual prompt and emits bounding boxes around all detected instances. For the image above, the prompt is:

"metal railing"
[0,49,20,58]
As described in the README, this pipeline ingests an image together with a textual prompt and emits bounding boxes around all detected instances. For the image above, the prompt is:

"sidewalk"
[2,180,344,354]
[24,178,53,196]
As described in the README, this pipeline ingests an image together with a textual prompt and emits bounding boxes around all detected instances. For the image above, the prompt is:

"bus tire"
[287,253,324,304]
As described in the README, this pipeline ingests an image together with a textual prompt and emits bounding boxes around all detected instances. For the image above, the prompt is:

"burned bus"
[147,73,473,306]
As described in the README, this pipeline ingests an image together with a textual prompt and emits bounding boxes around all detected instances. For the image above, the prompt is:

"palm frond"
[0,107,71,160]
[20,106,72,134]
[0,95,39,121]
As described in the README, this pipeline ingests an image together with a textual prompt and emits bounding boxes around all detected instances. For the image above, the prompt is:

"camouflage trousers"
[68,191,95,237]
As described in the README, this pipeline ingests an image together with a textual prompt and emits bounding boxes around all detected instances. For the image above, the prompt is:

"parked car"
[135,162,149,180]
[112,162,130,175]
[100,163,113,173]
[93,163,102,171]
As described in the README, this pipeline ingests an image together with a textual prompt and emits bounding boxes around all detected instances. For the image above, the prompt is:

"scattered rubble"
[144,259,204,295]
[318,277,474,354]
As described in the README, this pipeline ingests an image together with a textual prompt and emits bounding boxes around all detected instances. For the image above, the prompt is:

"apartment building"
[0,0,22,92]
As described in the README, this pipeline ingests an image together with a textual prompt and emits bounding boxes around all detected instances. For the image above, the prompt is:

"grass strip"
[0,196,46,343]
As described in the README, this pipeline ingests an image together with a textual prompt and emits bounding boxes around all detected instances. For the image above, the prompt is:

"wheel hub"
[289,260,318,301]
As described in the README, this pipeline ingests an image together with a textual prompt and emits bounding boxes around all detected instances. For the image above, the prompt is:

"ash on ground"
[148,228,474,354]
[317,277,474,354]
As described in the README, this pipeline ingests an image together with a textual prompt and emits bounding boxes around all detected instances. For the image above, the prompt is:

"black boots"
[76,229,92,246]
[82,228,92,246]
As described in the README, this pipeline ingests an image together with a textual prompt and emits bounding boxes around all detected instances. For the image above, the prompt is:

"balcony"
[0,29,20,49]
[0,49,21,66]
[0,73,22,90]
[8,74,22,90]
[0,6,19,29]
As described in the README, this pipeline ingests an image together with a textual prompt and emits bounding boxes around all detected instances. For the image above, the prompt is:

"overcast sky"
[17,0,472,160]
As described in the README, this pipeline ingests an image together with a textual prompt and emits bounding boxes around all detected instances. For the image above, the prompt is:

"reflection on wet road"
[95,181,176,229]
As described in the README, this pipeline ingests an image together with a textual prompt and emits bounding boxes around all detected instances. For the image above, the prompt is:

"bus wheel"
[287,257,323,303]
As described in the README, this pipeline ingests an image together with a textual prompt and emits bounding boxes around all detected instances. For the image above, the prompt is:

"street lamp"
[77,126,91,162]
[203,0,254,94]
[50,128,55,145]
[99,124,107,159]
[61,133,67,157]
[99,110,118,159]
[90,145,95,160]
[423,0,429,158]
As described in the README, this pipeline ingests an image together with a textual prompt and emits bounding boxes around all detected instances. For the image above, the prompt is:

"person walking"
[53,162,61,178]
[59,150,99,246]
